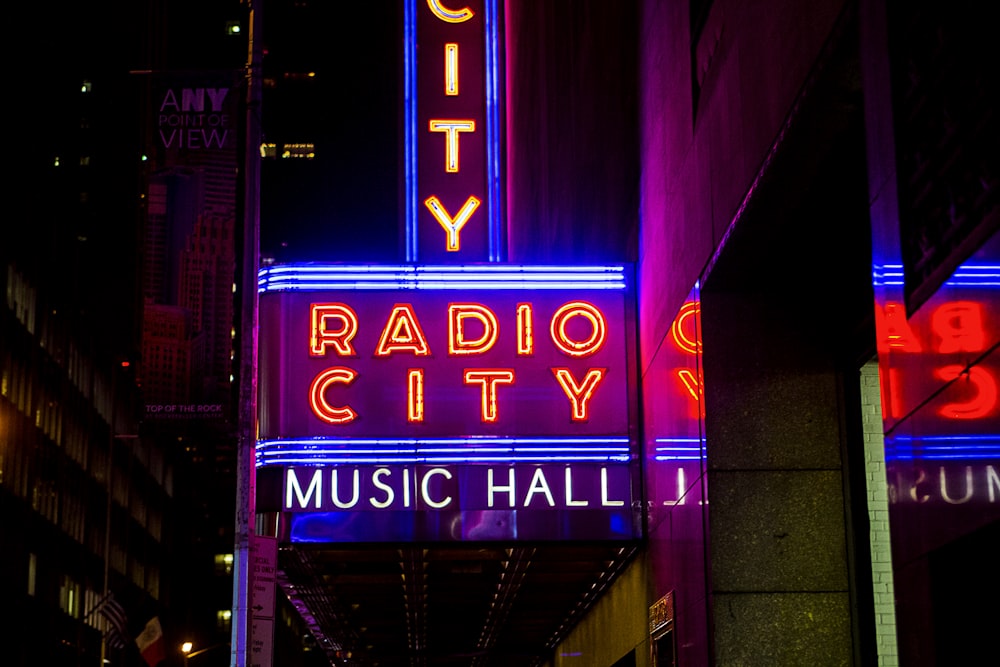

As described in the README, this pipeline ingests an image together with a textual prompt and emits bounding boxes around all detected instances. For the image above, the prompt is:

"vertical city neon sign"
[406,0,503,262]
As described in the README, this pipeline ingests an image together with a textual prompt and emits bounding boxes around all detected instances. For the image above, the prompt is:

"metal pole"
[232,0,262,664]
[101,419,113,666]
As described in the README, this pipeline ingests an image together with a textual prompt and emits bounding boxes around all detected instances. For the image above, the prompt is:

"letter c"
[309,367,358,424]
[421,468,453,508]
[427,0,474,22]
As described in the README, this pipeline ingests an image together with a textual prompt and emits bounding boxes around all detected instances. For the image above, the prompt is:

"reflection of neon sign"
[933,366,998,419]
[669,301,700,354]
[876,300,999,420]
[876,301,987,354]
[668,301,704,417]
[888,464,1000,505]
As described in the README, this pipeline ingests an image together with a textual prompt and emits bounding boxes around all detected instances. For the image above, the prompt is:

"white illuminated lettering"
[286,468,322,509]
[564,467,588,506]
[371,468,396,508]
[524,468,555,507]
[331,468,360,508]
[487,468,516,508]
[940,466,974,504]
[894,465,1000,505]
[909,468,931,503]
[421,468,454,508]
[600,468,625,506]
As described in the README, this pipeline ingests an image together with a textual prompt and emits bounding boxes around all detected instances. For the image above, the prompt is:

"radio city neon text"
[306,300,611,425]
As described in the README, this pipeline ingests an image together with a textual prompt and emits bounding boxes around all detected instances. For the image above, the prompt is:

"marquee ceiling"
[278,542,640,666]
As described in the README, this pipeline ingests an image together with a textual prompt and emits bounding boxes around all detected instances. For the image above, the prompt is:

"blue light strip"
[403,0,504,262]
[885,434,1000,461]
[484,0,503,261]
[652,437,705,461]
[404,0,419,261]
[256,436,633,466]
[872,263,1000,288]
[258,264,628,292]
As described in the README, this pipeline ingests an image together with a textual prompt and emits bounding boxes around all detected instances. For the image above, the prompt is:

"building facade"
[536,0,998,665]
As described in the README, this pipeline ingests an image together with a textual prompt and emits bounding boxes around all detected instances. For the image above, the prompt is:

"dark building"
[2,0,246,665]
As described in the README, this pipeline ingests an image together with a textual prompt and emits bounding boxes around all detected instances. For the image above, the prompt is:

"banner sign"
[141,72,240,426]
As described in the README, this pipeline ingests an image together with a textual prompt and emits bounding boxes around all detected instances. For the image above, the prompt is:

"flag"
[136,616,167,666]
[95,592,131,650]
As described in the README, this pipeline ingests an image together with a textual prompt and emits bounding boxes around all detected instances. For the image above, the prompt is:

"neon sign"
[875,299,999,421]
[407,0,502,262]
[663,297,999,423]
[256,265,640,541]
[283,464,629,512]
[258,266,632,439]
[303,300,610,425]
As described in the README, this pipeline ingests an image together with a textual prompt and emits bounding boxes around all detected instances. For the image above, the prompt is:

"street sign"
[249,535,277,666]
[250,618,274,667]
[250,535,277,619]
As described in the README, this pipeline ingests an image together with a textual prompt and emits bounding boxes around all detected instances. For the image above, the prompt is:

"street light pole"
[232,0,262,665]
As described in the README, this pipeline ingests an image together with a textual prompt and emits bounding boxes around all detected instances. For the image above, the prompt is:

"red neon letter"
[932,301,986,353]
[375,305,431,356]
[550,301,607,357]
[429,120,475,172]
[876,303,922,353]
[407,369,425,422]
[517,303,534,355]
[670,301,701,354]
[935,365,998,419]
[449,304,499,354]
[551,368,606,421]
[309,303,359,356]
[424,195,481,251]
[882,367,904,420]
[464,369,515,423]
[445,43,459,95]
[427,0,474,23]
[675,368,706,419]
[309,367,358,424]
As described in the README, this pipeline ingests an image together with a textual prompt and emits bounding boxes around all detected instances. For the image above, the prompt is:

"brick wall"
[860,361,899,666]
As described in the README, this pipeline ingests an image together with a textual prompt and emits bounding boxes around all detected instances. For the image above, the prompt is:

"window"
[281,143,315,159]
[214,553,234,575]
[217,609,232,633]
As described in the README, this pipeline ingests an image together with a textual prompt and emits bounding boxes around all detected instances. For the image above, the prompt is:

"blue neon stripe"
[872,263,999,288]
[258,264,628,292]
[404,0,418,260]
[256,436,634,466]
